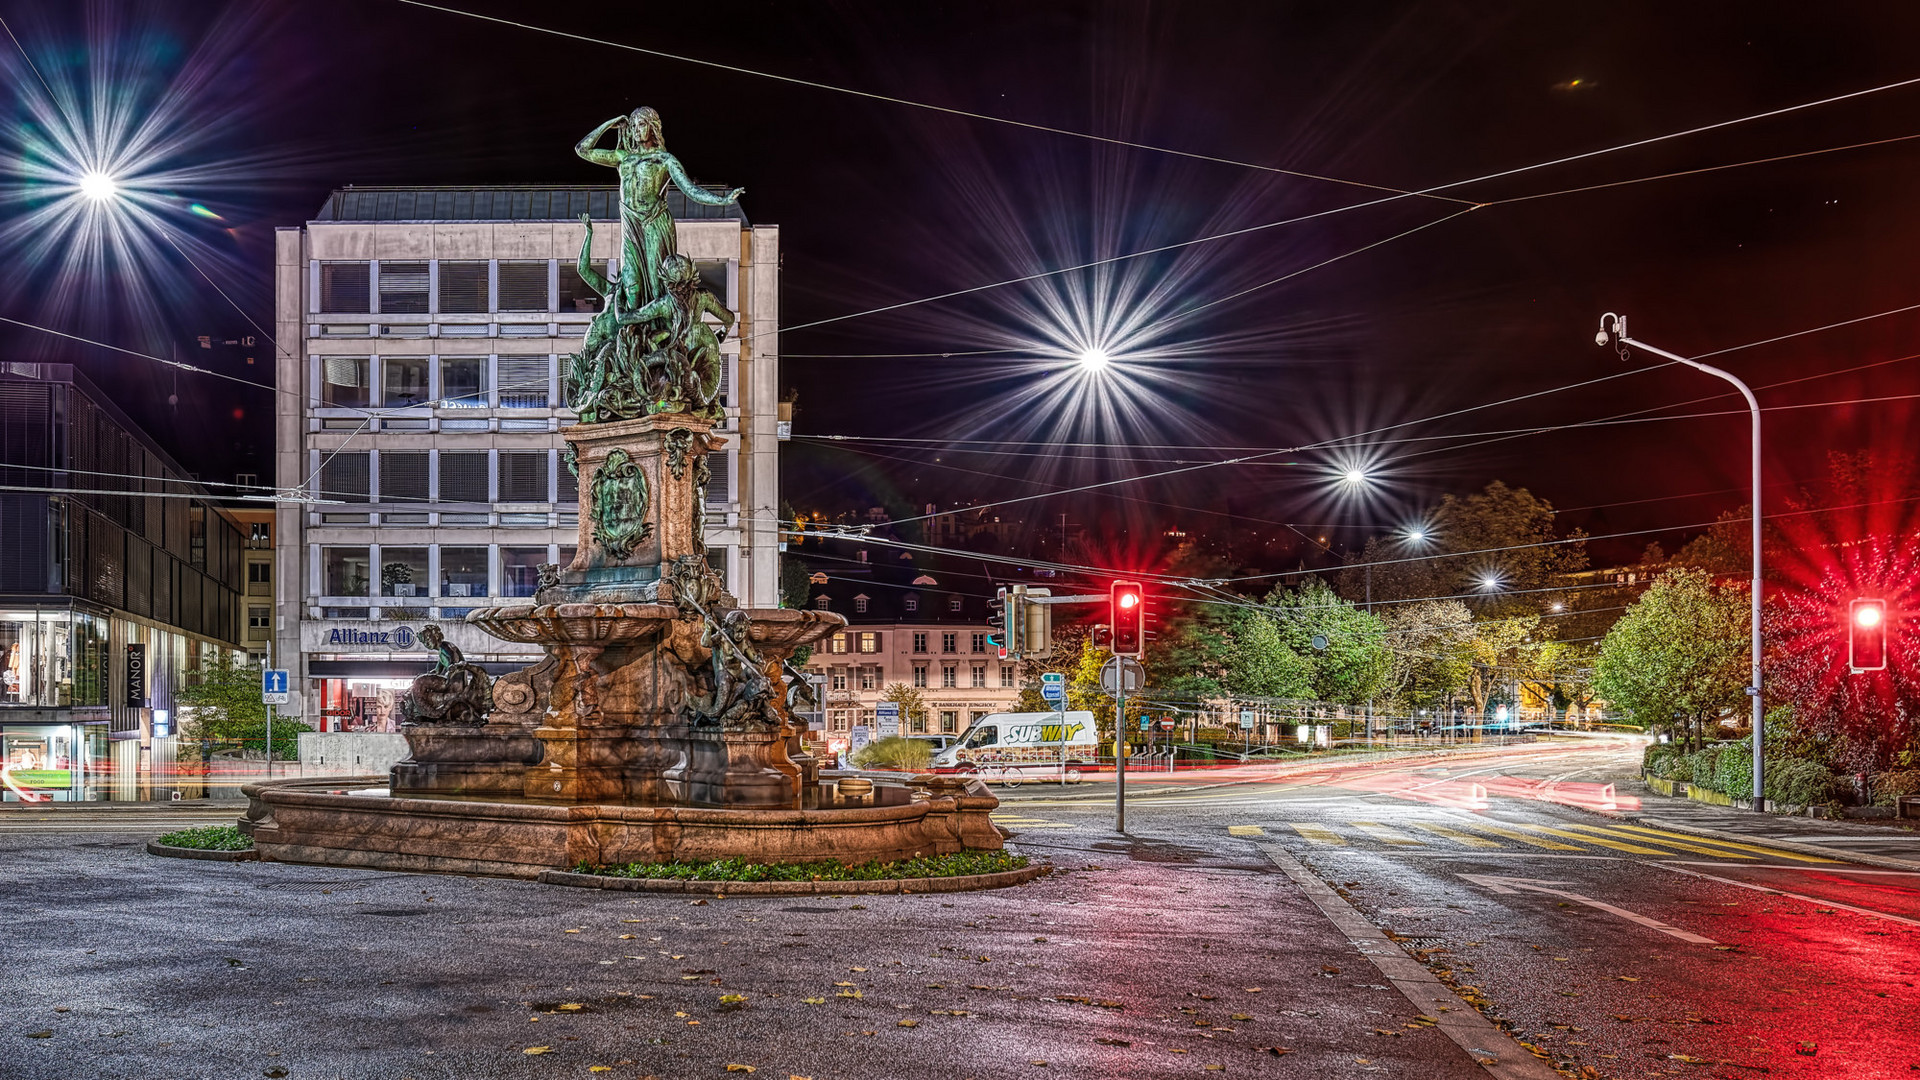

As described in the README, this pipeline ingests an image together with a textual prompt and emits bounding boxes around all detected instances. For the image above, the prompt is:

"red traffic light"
[1110,580,1145,658]
[1850,598,1887,672]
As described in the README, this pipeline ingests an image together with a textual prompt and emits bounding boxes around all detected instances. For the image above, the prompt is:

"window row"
[317,354,554,410]
[313,447,735,507]
[318,544,574,600]
[907,665,1017,689]
[315,259,732,316]
[905,631,994,654]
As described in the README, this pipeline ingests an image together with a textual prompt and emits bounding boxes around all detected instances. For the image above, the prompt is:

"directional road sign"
[1040,682,1064,703]
[1040,672,1065,684]
[874,701,901,738]
[262,668,291,706]
[1098,656,1146,696]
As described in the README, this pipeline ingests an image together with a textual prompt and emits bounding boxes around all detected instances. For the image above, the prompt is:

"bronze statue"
[399,625,495,726]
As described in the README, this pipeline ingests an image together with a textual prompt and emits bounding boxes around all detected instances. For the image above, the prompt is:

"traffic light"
[1023,587,1053,659]
[987,588,1008,659]
[1110,580,1145,658]
[1850,598,1887,673]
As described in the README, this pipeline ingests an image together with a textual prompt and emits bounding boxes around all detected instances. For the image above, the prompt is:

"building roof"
[312,185,749,225]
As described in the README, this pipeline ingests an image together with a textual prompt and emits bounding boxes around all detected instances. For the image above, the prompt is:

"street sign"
[1157,719,1176,731]
[1139,717,1151,732]
[849,726,872,757]
[1040,672,1064,684]
[875,701,901,738]
[1099,656,1146,696]
[262,668,291,706]
[1239,709,1256,730]
[1040,682,1064,703]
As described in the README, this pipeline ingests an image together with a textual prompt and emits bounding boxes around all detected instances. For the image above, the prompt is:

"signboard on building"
[323,625,418,650]
[875,701,901,738]
[124,644,146,708]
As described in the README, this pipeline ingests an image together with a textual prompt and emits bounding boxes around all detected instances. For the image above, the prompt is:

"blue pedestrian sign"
[262,668,291,705]
[1040,682,1064,703]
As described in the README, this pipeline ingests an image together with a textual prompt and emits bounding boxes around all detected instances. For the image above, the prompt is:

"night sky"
[6,1,1920,571]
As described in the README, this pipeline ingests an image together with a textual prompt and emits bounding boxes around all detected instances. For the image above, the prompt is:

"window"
[498,356,551,408]
[830,711,849,732]
[903,595,918,613]
[557,262,604,312]
[910,712,927,734]
[437,261,489,313]
[814,595,830,610]
[853,595,868,614]
[828,634,847,654]
[321,452,370,503]
[440,356,487,408]
[859,668,876,691]
[1000,665,1015,688]
[556,457,579,505]
[971,666,987,689]
[382,357,430,407]
[858,632,879,654]
[381,547,428,597]
[377,262,429,314]
[437,451,490,503]
[439,546,489,598]
[831,672,847,691]
[912,632,928,654]
[941,665,957,689]
[323,547,370,597]
[949,596,963,612]
[248,606,270,630]
[941,632,957,653]
[499,451,549,502]
[695,259,730,305]
[380,450,429,506]
[319,357,370,409]
[502,547,548,597]
[496,261,550,311]
[971,633,986,653]
[249,522,271,545]
[912,665,927,689]
[248,562,271,585]
[940,711,960,734]
[319,261,370,313]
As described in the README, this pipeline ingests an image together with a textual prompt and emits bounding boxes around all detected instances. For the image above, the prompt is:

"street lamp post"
[1597,314,1765,812]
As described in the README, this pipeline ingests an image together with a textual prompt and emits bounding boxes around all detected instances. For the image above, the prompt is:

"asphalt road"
[4,739,1916,1080]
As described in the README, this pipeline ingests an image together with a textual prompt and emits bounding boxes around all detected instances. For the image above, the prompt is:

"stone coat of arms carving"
[591,447,654,561]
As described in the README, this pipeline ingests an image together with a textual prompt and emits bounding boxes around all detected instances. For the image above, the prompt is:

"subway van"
[931,711,1099,783]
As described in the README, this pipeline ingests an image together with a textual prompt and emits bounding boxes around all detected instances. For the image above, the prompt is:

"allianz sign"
[324,625,418,649]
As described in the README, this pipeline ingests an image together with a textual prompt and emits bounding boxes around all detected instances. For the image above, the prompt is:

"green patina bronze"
[591,448,653,561]
[566,108,741,425]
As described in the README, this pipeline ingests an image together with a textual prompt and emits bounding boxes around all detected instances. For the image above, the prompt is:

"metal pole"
[266,701,274,782]
[1606,319,1764,811]
[1115,679,1126,832]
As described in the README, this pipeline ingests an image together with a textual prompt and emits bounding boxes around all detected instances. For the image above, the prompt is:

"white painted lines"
[1242,818,1837,864]
[1455,873,1720,945]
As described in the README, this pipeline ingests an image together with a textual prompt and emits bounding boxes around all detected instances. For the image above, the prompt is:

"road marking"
[1645,862,1920,928]
[1352,821,1423,845]
[1263,846,1564,1080]
[1557,824,1756,860]
[1227,825,1266,837]
[1288,823,1346,845]
[1502,822,1674,855]
[1411,822,1502,848]
[1466,823,1583,851]
[1456,874,1720,944]
[1604,823,1839,864]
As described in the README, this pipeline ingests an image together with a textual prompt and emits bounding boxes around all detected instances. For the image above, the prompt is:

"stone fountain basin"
[238,775,1003,879]
[464,603,842,657]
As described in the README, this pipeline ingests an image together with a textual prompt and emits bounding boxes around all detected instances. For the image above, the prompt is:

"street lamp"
[1597,313,1765,812]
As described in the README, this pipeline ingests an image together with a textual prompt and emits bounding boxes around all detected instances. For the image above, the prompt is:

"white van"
[932,711,1099,782]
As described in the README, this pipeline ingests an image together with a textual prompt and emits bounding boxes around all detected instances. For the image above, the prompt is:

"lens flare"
[1854,602,1884,629]
[1077,346,1111,372]
[76,170,119,201]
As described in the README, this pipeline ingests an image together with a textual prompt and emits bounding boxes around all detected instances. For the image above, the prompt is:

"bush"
[1715,743,1755,800]
[156,824,252,851]
[1643,744,1683,778]
[1667,755,1694,782]
[1684,749,1722,791]
[1765,758,1836,807]
[1872,769,1920,807]
[849,736,932,772]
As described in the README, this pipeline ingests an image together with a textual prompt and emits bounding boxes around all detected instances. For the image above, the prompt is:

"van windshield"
[961,726,998,749]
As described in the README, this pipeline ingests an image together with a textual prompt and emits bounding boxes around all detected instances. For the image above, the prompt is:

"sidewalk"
[1608,775,1920,870]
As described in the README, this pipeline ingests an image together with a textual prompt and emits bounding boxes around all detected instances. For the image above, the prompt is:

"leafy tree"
[878,682,928,728]
[1448,613,1541,722]
[176,652,310,762]
[1592,568,1749,749]
[1259,580,1390,705]
[1342,481,1588,614]
[1377,599,1475,710]
[1222,608,1313,700]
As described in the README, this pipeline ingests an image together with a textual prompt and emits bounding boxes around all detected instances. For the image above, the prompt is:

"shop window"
[319,357,370,409]
[323,548,371,598]
[439,546,488,598]
[382,356,431,407]
[0,610,67,707]
[437,261,488,313]
[502,547,548,597]
[439,357,488,408]
[382,547,429,597]
[940,711,959,733]
[910,713,927,734]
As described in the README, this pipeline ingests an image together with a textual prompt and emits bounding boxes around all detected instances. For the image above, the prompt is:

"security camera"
[1594,330,1610,347]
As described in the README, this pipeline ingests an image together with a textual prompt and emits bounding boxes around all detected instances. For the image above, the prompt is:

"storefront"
[298,619,536,732]
[0,721,110,801]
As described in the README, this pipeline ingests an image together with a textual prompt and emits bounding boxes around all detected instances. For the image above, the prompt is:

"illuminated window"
[828,634,847,654]
[858,632,879,654]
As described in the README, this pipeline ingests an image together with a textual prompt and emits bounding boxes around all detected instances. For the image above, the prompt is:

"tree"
[176,652,310,762]
[1342,481,1588,614]
[1259,580,1390,705]
[1592,568,1749,748]
[1222,608,1314,700]
[1377,599,1475,710]
[878,682,928,728]
[1449,614,1541,723]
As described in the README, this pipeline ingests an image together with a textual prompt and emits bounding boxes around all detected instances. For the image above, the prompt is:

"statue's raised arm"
[575,116,626,167]
[665,153,743,206]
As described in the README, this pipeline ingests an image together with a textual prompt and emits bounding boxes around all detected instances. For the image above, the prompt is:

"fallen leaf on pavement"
[1258,1047,1293,1056]
[1204,1067,1224,1072]
[1321,966,1341,974]
[898,1019,918,1027]
[1244,987,1262,993]
[1615,976,1640,982]
[1231,1014,1253,1022]
[690,899,709,906]
[557,1003,583,1011]
[1095,1038,1130,1047]
[725,1066,755,1074]
[523,1046,553,1055]
[589,1068,611,1074]
[564,929,580,934]
[26,1031,52,1039]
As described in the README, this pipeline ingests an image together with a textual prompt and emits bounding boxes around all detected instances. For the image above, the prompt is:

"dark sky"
[6,1,1920,571]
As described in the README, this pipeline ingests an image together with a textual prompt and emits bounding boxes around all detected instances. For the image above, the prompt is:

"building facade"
[0,363,249,801]
[274,186,781,730]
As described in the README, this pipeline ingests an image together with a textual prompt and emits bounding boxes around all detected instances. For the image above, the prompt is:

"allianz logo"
[324,625,418,649]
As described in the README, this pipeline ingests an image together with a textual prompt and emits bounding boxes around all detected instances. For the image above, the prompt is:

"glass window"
[381,547,428,597]
[941,665,957,689]
[949,596,963,612]
[323,547,370,597]
[903,595,918,612]
[910,712,927,734]
[496,261,549,311]
[853,595,868,614]
[828,634,847,654]
[71,611,105,706]
[321,453,370,503]
[695,260,730,306]
[912,632,928,654]
[439,546,488,598]
[498,451,549,501]
[830,672,847,691]
[557,262,605,312]
[248,606,270,630]
[971,633,986,653]
[379,450,429,506]
[942,633,957,653]
[971,666,987,689]
[859,668,875,691]
[858,632,879,654]
[437,451,489,503]
[437,261,488,313]
[319,357,370,409]
[1001,666,1015,688]
[439,356,487,408]
[498,357,550,409]
[912,665,927,689]
[319,261,370,313]
[960,720,992,746]
[377,262,429,314]
[382,356,430,407]
[814,595,830,610]
[941,711,959,734]
[248,562,271,584]
[0,611,63,706]
[501,547,548,598]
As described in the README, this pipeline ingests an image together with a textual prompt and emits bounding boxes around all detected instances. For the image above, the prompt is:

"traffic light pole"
[1115,679,1126,833]
[1600,316,1764,811]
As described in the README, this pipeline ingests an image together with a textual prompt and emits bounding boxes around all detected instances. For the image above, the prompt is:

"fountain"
[239,108,1002,878]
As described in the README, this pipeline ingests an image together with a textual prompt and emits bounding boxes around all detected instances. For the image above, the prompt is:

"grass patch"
[577,849,1029,882]
[156,824,253,851]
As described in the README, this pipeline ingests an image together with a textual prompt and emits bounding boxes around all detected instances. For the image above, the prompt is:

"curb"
[145,839,259,862]
[1627,816,1920,873]
[536,862,1050,895]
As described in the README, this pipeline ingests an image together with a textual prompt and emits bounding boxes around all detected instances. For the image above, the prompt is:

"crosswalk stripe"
[1351,822,1423,846]
[1467,823,1584,851]
[1288,823,1346,846]
[1505,822,1675,855]
[1599,823,1839,864]
[1227,825,1266,837]
[1411,822,1502,849]
[1558,824,1756,860]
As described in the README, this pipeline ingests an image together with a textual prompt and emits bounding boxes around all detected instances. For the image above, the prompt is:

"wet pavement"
[6,738,1918,1079]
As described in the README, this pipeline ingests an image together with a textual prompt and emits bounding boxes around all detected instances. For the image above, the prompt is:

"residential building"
[274,185,781,729]
[226,506,275,665]
[0,362,248,800]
